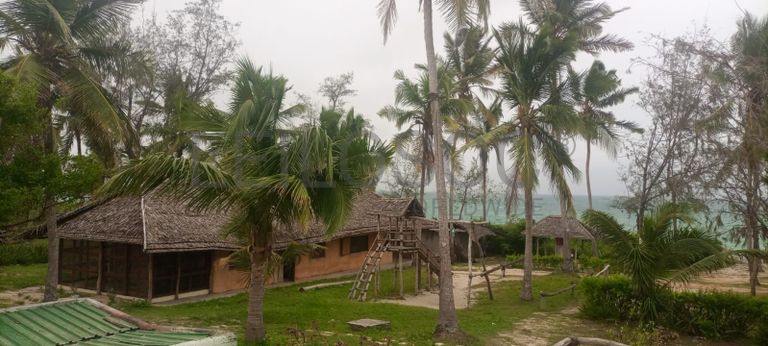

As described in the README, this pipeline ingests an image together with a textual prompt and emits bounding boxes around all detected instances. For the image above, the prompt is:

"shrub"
[483,220,525,256]
[0,239,47,265]
[580,275,768,344]
[578,255,608,272]
[505,255,564,270]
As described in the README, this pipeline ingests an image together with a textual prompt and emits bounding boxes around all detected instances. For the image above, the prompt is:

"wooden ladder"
[348,232,388,301]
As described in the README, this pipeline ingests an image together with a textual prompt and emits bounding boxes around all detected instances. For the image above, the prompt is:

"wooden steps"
[348,230,440,301]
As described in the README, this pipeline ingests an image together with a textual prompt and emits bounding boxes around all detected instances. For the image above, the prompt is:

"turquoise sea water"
[417,192,742,247]
[420,193,633,225]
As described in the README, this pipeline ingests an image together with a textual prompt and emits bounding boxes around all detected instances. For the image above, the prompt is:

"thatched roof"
[57,191,431,253]
[272,192,425,248]
[530,216,596,240]
[58,195,236,252]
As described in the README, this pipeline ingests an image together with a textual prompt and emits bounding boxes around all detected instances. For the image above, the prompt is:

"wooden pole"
[147,253,153,300]
[375,214,381,299]
[415,220,422,292]
[175,253,181,300]
[96,242,103,295]
[398,217,404,298]
[467,222,474,306]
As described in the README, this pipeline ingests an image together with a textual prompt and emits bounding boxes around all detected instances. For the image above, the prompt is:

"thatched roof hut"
[56,191,430,252]
[530,216,596,240]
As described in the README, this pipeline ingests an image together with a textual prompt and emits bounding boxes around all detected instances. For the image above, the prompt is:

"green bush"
[505,255,564,270]
[580,275,768,344]
[484,220,525,256]
[0,239,48,265]
[578,256,608,272]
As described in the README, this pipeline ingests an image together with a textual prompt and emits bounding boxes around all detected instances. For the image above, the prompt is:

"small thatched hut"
[54,191,447,302]
[530,215,597,257]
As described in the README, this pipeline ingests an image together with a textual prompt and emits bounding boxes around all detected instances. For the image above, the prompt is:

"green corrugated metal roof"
[0,300,209,346]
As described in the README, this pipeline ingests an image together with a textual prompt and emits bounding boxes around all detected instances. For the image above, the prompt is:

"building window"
[310,243,326,259]
[349,235,369,254]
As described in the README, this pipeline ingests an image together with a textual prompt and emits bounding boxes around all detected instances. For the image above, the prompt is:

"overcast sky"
[140,0,766,197]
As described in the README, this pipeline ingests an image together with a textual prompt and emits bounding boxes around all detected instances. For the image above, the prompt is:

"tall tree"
[376,0,490,338]
[457,97,503,220]
[378,64,467,206]
[100,59,392,343]
[0,0,141,301]
[444,25,495,218]
[486,21,580,300]
[318,72,357,112]
[568,61,639,210]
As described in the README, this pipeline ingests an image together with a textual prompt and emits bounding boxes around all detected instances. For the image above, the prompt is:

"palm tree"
[518,0,633,272]
[731,12,768,296]
[444,25,495,218]
[100,59,392,343]
[457,97,502,220]
[568,61,640,209]
[0,0,141,301]
[376,0,489,337]
[485,21,581,300]
[378,64,468,205]
[582,204,759,319]
[520,0,633,55]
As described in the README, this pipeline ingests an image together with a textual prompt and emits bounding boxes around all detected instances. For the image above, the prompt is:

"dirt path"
[379,268,551,310]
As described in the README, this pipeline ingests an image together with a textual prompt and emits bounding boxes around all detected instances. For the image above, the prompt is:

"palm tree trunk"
[482,152,488,220]
[245,242,267,343]
[43,193,59,302]
[586,139,593,210]
[559,195,572,273]
[587,140,597,256]
[419,156,426,206]
[42,108,60,302]
[423,0,461,338]
[521,184,534,301]
[449,137,458,219]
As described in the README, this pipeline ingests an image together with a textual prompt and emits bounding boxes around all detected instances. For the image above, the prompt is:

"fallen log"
[552,336,629,346]
[299,280,355,292]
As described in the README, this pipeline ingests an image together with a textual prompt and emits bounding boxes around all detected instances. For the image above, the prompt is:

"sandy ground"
[379,268,552,310]
[0,286,109,307]
[672,262,768,294]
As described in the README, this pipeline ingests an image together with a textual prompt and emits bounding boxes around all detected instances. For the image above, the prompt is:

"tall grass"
[0,239,47,265]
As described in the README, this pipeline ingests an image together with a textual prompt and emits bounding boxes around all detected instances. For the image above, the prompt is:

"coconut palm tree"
[100,59,392,343]
[568,61,640,210]
[483,21,581,300]
[582,204,764,319]
[520,0,633,55]
[0,0,141,301]
[457,97,503,220]
[444,25,496,218]
[376,0,489,337]
[378,64,468,205]
[731,12,768,296]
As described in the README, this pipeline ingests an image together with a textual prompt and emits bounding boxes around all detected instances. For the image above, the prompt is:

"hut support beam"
[415,220,421,293]
[175,253,181,300]
[467,222,473,306]
[398,217,403,298]
[96,242,103,295]
[147,253,153,300]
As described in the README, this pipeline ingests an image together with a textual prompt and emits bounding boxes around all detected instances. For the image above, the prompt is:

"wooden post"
[96,242,103,295]
[175,253,181,300]
[415,220,422,292]
[467,222,473,306]
[398,217,404,298]
[147,253,153,300]
[375,214,381,299]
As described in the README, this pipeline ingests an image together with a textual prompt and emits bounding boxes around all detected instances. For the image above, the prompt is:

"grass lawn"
[0,263,46,291]
[119,267,580,345]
